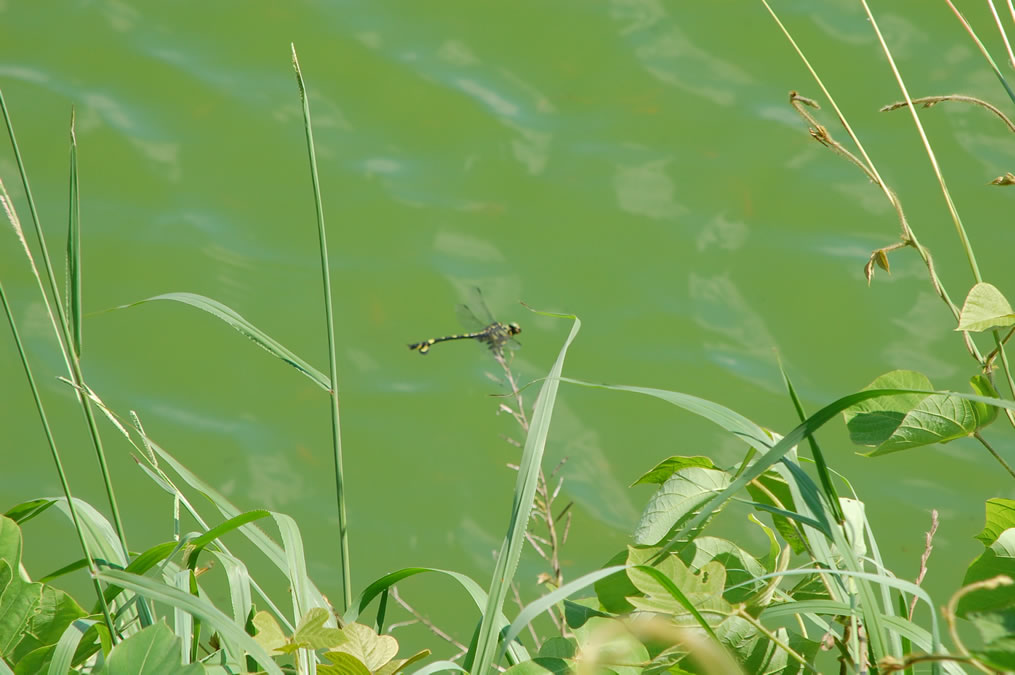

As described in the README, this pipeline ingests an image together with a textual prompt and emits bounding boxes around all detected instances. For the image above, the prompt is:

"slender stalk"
[0,91,128,558]
[290,44,351,612]
[0,282,117,638]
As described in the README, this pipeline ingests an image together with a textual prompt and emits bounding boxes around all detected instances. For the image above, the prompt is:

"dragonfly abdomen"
[409,322,519,355]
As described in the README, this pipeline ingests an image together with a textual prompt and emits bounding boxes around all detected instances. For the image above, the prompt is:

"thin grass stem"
[290,44,351,613]
[0,281,116,638]
[0,90,128,560]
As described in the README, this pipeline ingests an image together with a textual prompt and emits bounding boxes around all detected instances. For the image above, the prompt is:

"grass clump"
[4,7,1015,672]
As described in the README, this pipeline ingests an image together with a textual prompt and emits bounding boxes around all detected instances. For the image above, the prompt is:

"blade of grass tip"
[778,361,843,524]
[951,0,1015,104]
[67,106,81,356]
[471,310,580,674]
[290,43,350,614]
[0,89,128,557]
[0,281,117,638]
[988,0,1015,73]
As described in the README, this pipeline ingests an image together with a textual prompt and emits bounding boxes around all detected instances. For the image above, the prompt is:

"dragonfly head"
[507,322,522,336]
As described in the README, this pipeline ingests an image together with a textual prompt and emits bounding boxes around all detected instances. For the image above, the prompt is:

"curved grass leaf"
[118,292,331,392]
[496,566,626,665]
[47,618,95,675]
[410,661,468,674]
[343,567,529,664]
[95,569,282,675]
[93,621,203,675]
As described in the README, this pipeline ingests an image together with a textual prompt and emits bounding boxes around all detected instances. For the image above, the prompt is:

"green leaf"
[0,518,42,660]
[93,622,204,675]
[3,500,56,526]
[95,569,281,675]
[571,616,649,675]
[968,614,1015,671]
[970,374,1001,430]
[561,599,606,630]
[957,529,1015,617]
[118,292,331,392]
[293,607,346,650]
[842,370,988,455]
[632,467,731,545]
[745,470,806,554]
[630,456,715,487]
[252,611,287,656]
[327,623,397,671]
[374,648,431,675]
[957,283,1015,332]
[976,498,1015,547]
[678,536,767,605]
[593,551,637,614]
[9,583,85,664]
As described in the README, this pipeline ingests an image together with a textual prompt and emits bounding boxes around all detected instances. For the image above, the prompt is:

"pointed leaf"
[957,283,1015,332]
[630,456,715,487]
[633,468,731,545]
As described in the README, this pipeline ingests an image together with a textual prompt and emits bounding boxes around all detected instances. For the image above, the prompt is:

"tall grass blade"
[779,364,842,523]
[0,282,116,635]
[66,107,81,356]
[0,88,128,560]
[290,43,350,613]
[470,311,581,673]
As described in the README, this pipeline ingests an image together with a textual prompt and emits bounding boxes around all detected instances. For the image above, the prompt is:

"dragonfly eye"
[508,322,521,335]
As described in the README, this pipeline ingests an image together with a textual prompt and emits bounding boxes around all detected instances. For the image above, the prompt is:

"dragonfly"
[409,288,522,357]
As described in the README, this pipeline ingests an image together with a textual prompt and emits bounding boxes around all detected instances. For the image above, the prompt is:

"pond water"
[2,0,1013,658]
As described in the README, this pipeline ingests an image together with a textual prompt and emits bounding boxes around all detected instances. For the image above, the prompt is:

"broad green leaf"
[957,283,1015,332]
[502,658,571,674]
[537,638,576,659]
[293,607,346,650]
[327,623,397,671]
[252,611,287,656]
[630,456,715,486]
[633,467,731,545]
[572,617,649,675]
[679,536,767,605]
[976,498,1015,547]
[627,552,726,620]
[957,530,1015,617]
[843,370,993,455]
[561,599,606,630]
[0,518,43,660]
[93,621,203,675]
[593,551,637,614]
[968,613,1015,671]
[9,584,85,664]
